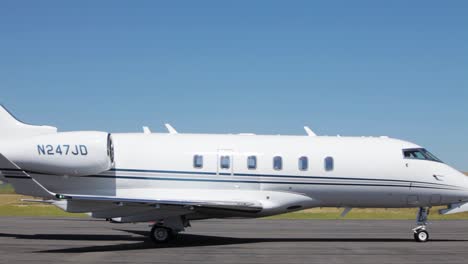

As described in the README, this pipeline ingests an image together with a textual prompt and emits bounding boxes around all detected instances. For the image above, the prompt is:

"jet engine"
[2,131,114,176]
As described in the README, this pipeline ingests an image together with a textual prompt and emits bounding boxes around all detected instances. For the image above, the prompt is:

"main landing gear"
[413,207,430,242]
[150,225,173,243]
[149,216,190,243]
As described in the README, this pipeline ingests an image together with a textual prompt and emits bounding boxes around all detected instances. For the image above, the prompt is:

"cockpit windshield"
[403,148,443,163]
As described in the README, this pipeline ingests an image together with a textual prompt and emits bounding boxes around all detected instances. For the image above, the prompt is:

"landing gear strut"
[413,207,430,242]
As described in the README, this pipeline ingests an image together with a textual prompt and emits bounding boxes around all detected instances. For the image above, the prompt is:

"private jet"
[0,105,467,243]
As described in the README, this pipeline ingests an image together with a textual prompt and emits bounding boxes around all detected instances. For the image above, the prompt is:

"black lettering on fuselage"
[37,145,45,155]
[36,144,89,156]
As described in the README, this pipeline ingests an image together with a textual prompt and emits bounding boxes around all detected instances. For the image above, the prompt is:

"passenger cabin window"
[298,156,308,171]
[247,156,257,170]
[273,156,283,170]
[220,156,230,169]
[193,155,203,168]
[324,157,334,171]
[403,148,442,163]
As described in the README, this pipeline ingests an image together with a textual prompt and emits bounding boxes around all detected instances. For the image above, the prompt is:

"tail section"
[0,105,56,139]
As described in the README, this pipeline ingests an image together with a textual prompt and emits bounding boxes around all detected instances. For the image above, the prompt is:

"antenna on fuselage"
[165,123,178,134]
[340,207,352,217]
[142,126,151,134]
[304,126,317,136]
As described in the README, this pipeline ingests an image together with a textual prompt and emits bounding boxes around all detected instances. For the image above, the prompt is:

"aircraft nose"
[463,172,468,190]
[458,172,468,198]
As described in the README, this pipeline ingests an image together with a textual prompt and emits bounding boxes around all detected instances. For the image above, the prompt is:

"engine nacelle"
[3,131,114,176]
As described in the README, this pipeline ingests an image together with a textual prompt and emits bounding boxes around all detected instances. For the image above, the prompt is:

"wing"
[1,153,314,222]
[52,187,316,221]
[0,153,262,213]
[55,192,263,213]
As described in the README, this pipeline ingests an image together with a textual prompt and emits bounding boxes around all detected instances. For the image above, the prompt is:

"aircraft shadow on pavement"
[0,230,466,254]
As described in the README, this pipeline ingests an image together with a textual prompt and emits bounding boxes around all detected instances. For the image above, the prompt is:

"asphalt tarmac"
[0,217,467,264]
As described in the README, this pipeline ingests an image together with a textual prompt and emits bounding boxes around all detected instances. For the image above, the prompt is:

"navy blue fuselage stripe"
[0,172,25,176]
[4,175,31,179]
[0,168,22,171]
[108,168,459,188]
[5,167,463,190]
[80,174,461,191]
[110,168,217,175]
[1,168,66,176]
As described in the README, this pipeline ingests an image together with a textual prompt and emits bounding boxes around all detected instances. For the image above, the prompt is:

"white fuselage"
[2,106,465,242]
[18,133,468,216]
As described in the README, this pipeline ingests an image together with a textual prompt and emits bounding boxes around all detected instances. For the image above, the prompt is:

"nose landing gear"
[413,228,429,242]
[412,207,430,242]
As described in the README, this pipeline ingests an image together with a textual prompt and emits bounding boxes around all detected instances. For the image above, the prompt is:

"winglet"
[304,126,317,136]
[165,124,178,134]
[142,126,151,134]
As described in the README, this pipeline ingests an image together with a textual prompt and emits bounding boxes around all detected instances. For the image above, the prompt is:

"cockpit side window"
[403,148,442,163]
[423,150,443,163]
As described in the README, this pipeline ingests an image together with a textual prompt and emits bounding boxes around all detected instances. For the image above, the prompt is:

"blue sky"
[0,1,467,170]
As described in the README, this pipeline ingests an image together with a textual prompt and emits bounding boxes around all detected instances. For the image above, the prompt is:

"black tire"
[150,226,173,243]
[414,230,429,242]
